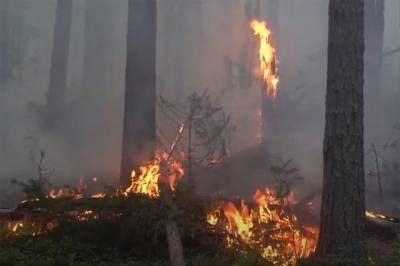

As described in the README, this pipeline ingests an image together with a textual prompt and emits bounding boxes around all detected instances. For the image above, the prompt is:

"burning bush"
[207,188,318,266]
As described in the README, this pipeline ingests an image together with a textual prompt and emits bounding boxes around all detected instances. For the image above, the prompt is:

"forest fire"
[207,188,319,266]
[122,150,185,198]
[251,19,279,98]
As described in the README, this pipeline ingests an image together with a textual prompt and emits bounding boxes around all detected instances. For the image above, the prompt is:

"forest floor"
[0,191,399,266]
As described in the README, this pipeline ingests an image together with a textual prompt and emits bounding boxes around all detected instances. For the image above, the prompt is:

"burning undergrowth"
[0,150,320,266]
[206,188,319,266]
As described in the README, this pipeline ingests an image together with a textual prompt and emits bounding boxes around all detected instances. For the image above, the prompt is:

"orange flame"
[122,151,185,198]
[251,19,279,99]
[47,177,106,200]
[207,188,319,266]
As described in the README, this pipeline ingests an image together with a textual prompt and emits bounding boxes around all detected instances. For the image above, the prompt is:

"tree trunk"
[158,0,187,100]
[81,0,113,100]
[364,0,384,141]
[316,0,366,260]
[261,0,279,148]
[165,220,186,266]
[0,0,9,91]
[47,0,73,117]
[160,177,186,266]
[0,0,9,157]
[120,0,157,185]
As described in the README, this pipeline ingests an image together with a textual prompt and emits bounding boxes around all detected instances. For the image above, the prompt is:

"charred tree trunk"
[364,0,384,141]
[47,0,73,121]
[316,0,366,260]
[120,0,156,185]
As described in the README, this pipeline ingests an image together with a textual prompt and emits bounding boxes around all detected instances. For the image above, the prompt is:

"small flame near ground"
[122,151,185,198]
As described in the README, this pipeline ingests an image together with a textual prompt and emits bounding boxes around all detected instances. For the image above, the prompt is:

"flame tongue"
[122,151,185,198]
[251,19,279,99]
[207,188,319,266]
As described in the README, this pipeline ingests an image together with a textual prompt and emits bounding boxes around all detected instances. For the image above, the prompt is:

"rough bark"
[364,0,384,141]
[316,0,366,260]
[120,0,156,185]
[47,0,73,116]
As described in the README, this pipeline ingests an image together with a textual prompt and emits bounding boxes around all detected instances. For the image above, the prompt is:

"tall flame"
[251,19,279,99]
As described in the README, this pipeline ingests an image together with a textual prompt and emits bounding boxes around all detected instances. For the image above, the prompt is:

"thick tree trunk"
[47,0,73,117]
[364,0,384,141]
[120,0,157,185]
[316,0,366,260]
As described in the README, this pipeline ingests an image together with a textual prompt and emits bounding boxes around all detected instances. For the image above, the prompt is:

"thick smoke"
[1,0,399,210]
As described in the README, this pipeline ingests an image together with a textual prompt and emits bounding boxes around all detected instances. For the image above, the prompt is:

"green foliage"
[299,239,400,266]
[270,156,302,199]
[0,236,271,266]
[0,236,165,266]
[0,189,265,266]
[10,151,53,199]
[10,178,48,199]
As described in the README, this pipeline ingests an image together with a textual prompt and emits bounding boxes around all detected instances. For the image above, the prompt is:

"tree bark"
[47,0,73,117]
[316,0,366,260]
[120,0,157,185]
[364,0,384,141]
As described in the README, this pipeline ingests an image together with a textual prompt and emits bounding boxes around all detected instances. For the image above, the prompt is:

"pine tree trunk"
[364,0,384,141]
[120,0,157,185]
[47,0,73,116]
[316,0,366,260]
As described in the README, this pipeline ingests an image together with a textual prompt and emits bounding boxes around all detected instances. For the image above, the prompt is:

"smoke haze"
[1,0,399,210]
